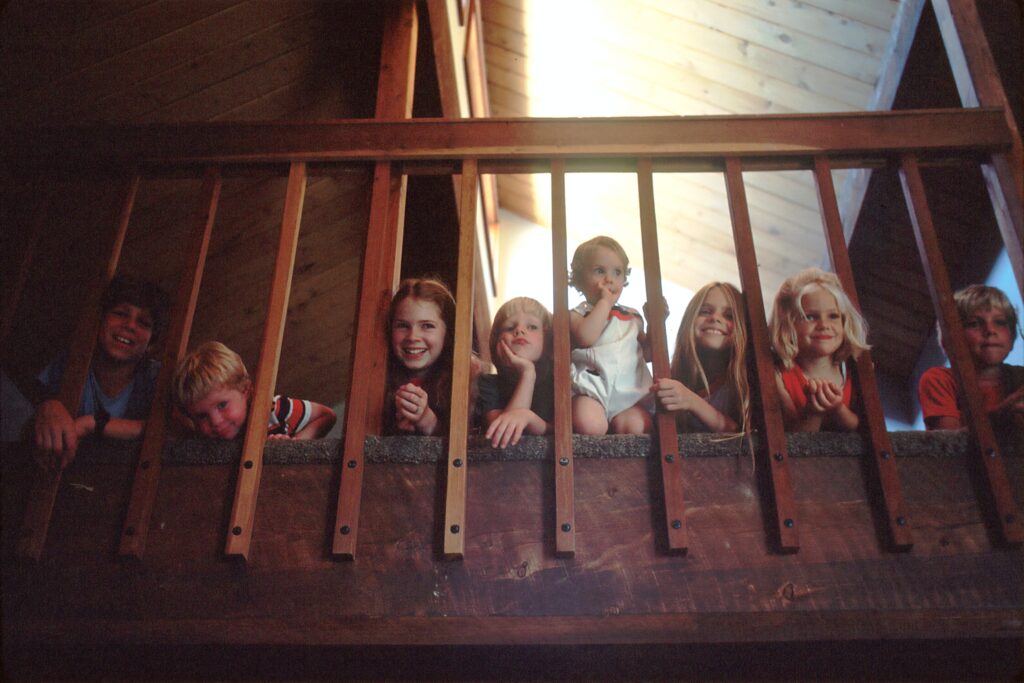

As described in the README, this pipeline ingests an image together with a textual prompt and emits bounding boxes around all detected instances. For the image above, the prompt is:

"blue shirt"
[39,352,160,420]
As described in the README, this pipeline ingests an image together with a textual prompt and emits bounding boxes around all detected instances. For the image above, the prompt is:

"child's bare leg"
[572,395,609,435]
[610,404,652,435]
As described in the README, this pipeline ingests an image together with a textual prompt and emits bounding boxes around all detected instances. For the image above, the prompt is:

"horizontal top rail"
[1,109,1011,171]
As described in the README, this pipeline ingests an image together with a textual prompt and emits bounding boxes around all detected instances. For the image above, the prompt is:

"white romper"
[570,301,653,419]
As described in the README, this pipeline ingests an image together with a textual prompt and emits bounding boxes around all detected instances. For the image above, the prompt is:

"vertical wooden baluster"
[932,0,1024,296]
[224,162,307,560]
[723,157,799,552]
[0,185,46,349]
[333,0,416,559]
[813,156,913,551]
[899,153,1023,546]
[550,159,575,556]
[18,173,140,560]
[442,158,479,559]
[119,167,221,559]
[637,158,688,552]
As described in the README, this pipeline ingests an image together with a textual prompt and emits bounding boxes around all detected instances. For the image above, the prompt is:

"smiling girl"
[652,282,749,433]
[385,278,456,436]
[769,268,869,432]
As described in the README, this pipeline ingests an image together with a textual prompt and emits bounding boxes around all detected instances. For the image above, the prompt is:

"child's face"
[97,302,154,364]
[391,297,447,376]
[186,386,251,440]
[498,310,545,363]
[578,245,626,304]
[794,287,844,360]
[693,287,735,353]
[963,306,1014,368]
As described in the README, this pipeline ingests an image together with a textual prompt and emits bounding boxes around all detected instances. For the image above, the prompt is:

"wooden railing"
[2,107,1022,563]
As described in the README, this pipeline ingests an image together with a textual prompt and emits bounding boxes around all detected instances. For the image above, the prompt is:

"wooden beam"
[442,158,479,559]
[17,173,139,560]
[813,156,913,551]
[723,158,799,553]
[637,158,687,553]
[899,153,1022,546]
[224,161,306,560]
[931,0,1024,297]
[549,159,574,557]
[3,109,1011,168]
[837,0,926,238]
[119,167,221,559]
[333,0,417,559]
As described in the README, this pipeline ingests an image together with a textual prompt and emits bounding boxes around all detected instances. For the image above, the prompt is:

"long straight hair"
[670,282,750,433]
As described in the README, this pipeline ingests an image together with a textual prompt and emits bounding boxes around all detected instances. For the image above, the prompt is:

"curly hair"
[769,268,869,369]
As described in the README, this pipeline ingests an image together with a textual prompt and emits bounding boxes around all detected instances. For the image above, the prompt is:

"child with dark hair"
[34,275,169,469]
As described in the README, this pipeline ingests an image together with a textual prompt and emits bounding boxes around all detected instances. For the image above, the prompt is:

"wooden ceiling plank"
[620,5,876,107]
[6,0,240,100]
[602,4,877,109]
[90,9,329,123]
[642,0,883,83]
[53,1,320,122]
[801,0,900,32]
[718,0,895,56]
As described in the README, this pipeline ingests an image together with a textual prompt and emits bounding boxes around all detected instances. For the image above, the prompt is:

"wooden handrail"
[2,109,1011,169]
[8,107,1020,558]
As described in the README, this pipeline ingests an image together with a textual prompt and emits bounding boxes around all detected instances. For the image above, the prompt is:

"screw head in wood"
[450,524,460,534]
[340,526,350,535]
[671,520,682,529]
[243,460,253,469]
[347,460,357,469]
[784,518,794,528]
[881,451,891,460]
[232,526,242,536]
[896,516,906,526]
[561,523,571,532]
[773,452,784,462]
[453,458,463,468]
[559,457,569,466]
[665,454,674,463]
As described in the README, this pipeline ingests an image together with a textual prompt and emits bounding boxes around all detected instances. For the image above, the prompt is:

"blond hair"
[489,297,553,376]
[671,282,750,432]
[954,284,1018,330]
[568,235,630,293]
[172,341,251,409]
[770,268,869,369]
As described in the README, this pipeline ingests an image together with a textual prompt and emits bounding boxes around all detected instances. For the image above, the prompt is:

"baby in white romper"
[568,235,653,435]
